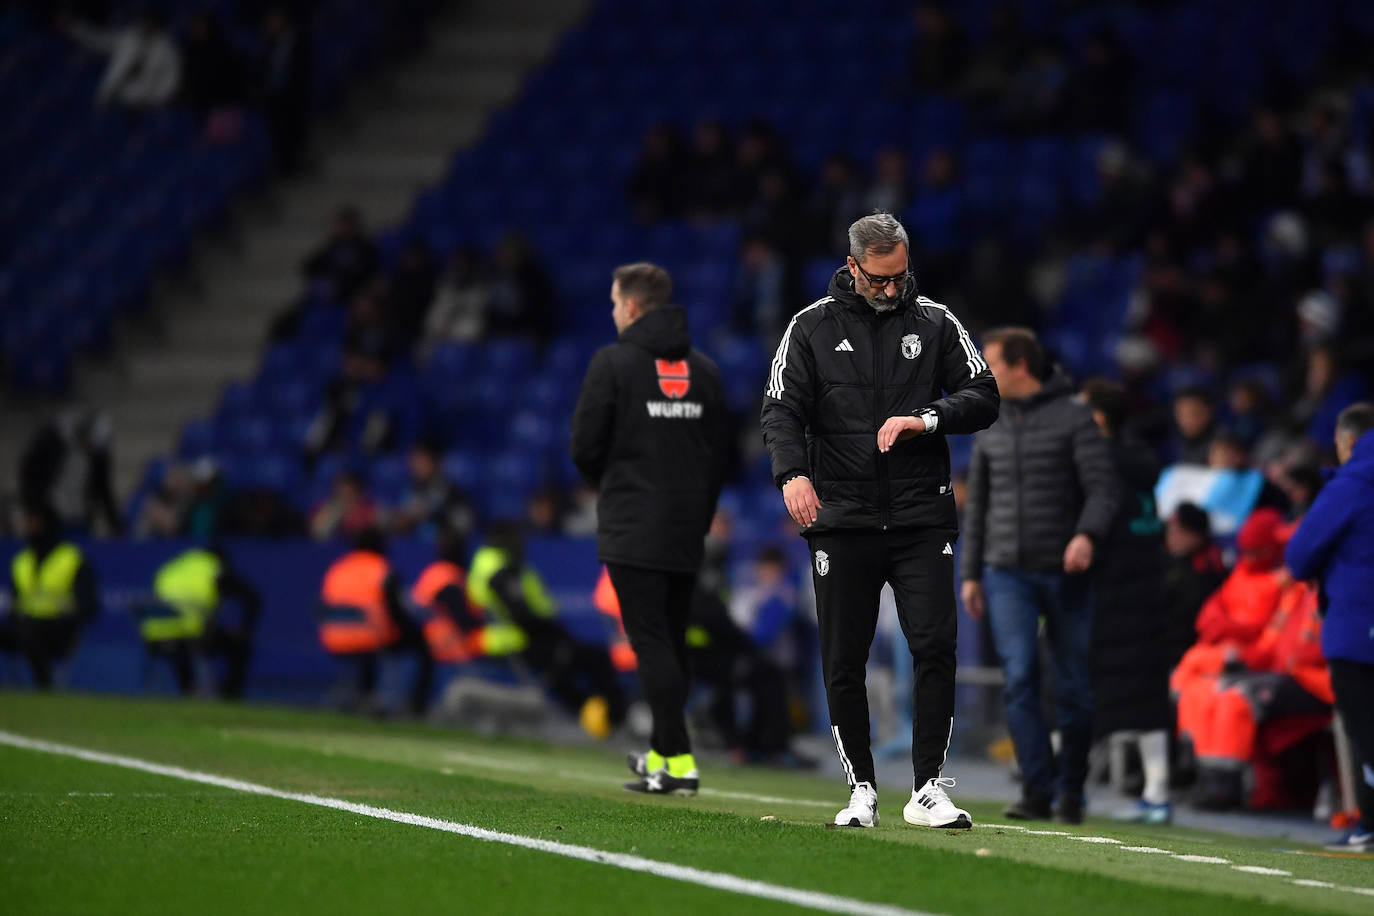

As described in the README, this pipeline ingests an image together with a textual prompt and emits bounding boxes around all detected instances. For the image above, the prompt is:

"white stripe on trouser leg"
[831,725,857,786]
[0,730,940,916]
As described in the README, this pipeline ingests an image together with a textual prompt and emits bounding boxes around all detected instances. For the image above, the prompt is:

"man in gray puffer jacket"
[960,328,1118,824]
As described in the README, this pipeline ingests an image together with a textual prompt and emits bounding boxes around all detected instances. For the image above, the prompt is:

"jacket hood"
[1010,369,1074,407]
[620,305,691,359]
[827,267,917,315]
[1343,430,1374,486]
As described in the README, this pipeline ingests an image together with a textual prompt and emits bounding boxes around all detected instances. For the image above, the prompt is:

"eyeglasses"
[851,258,912,291]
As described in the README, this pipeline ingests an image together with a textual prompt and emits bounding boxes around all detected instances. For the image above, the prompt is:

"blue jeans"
[983,566,1095,804]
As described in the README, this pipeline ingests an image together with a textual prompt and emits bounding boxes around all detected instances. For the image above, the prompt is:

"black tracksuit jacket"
[760,269,1000,534]
[570,306,728,573]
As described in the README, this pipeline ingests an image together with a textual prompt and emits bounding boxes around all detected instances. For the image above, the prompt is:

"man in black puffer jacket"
[571,261,728,797]
[761,212,999,830]
[959,328,1118,825]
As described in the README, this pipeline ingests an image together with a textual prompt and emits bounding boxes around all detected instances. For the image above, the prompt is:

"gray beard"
[867,297,899,313]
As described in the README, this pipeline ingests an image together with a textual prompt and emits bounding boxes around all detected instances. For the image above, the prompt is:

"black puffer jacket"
[570,306,728,573]
[1092,437,1171,736]
[960,373,1119,578]
[760,269,1000,533]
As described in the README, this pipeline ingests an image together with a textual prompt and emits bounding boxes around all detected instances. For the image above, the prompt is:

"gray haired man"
[761,212,1000,829]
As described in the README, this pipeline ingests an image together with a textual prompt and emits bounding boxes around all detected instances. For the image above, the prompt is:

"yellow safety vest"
[11,543,83,619]
[466,546,556,624]
[143,549,221,642]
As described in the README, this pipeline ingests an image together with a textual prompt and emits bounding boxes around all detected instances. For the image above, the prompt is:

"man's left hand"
[1063,533,1094,573]
[877,415,925,452]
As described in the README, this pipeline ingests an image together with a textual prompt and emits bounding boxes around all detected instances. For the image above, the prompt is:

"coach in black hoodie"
[761,213,999,829]
[571,261,727,796]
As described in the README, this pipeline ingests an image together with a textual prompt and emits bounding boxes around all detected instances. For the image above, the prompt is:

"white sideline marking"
[1120,846,1173,854]
[1069,836,1121,844]
[0,730,937,916]
[1233,866,1290,876]
[1172,855,1231,865]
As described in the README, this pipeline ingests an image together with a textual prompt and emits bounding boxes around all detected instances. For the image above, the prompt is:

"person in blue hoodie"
[1285,402,1374,852]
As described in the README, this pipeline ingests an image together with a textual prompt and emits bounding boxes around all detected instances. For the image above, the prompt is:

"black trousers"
[689,588,793,755]
[146,625,254,699]
[1329,658,1374,828]
[0,616,82,689]
[809,528,958,790]
[607,563,696,757]
[523,620,628,727]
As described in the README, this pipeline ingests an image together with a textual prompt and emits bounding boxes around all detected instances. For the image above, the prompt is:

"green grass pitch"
[1,693,1370,915]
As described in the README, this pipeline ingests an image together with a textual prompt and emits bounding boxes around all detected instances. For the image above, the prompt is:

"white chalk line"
[0,730,936,916]
[985,823,1373,897]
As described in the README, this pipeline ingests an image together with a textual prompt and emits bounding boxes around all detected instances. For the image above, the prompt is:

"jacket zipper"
[1012,404,1025,568]
[872,314,889,530]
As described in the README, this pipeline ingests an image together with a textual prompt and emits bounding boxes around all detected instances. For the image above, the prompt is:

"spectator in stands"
[1073,142,1154,253]
[181,10,245,125]
[1163,503,1227,668]
[1286,402,1374,851]
[219,488,305,538]
[1066,28,1131,133]
[134,461,193,539]
[1082,378,1173,823]
[628,123,686,223]
[1001,39,1068,132]
[486,232,554,346]
[389,240,439,351]
[906,1,966,92]
[959,1,1026,105]
[1225,377,1275,452]
[864,147,911,216]
[732,234,787,339]
[524,489,562,535]
[19,408,123,536]
[1290,343,1370,449]
[389,440,475,545]
[255,5,311,174]
[301,207,379,305]
[422,243,490,349]
[1171,386,1219,465]
[317,527,432,715]
[684,118,738,219]
[962,328,1118,824]
[805,154,864,257]
[1277,462,1324,519]
[310,470,382,542]
[1188,508,1289,650]
[63,9,181,109]
[1238,106,1304,216]
[729,544,808,694]
[0,500,98,689]
[183,458,231,540]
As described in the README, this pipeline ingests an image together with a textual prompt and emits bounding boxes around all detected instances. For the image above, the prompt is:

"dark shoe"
[1003,795,1053,820]
[1191,768,1243,811]
[1055,797,1085,825]
[624,769,699,796]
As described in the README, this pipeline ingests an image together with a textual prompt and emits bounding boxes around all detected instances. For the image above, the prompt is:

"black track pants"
[809,528,958,790]
[607,563,696,757]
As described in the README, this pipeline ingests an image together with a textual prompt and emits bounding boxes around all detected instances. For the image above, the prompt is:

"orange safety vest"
[1242,581,1333,704]
[412,560,475,663]
[318,551,400,654]
[593,566,638,672]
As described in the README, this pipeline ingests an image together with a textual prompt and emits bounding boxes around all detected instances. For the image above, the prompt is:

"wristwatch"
[917,409,939,434]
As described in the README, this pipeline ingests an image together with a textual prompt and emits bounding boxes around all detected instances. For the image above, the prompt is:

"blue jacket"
[1285,432,1374,664]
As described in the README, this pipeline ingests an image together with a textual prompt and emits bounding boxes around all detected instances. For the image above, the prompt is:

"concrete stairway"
[4,0,590,506]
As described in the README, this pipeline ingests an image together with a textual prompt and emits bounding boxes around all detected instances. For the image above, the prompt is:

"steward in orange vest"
[318,527,433,714]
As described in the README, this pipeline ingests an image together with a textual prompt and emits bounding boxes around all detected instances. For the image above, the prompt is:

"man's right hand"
[960,580,986,621]
[782,476,822,528]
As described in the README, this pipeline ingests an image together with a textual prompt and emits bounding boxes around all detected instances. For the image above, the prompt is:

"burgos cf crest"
[901,333,922,360]
[814,549,830,577]
[655,359,691,398]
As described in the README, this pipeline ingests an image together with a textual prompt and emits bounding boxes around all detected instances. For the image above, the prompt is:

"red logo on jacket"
[655,359,691,398]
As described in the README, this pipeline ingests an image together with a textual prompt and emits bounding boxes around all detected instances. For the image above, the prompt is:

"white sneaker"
[834,781,879,828]
[904,777,973,829]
